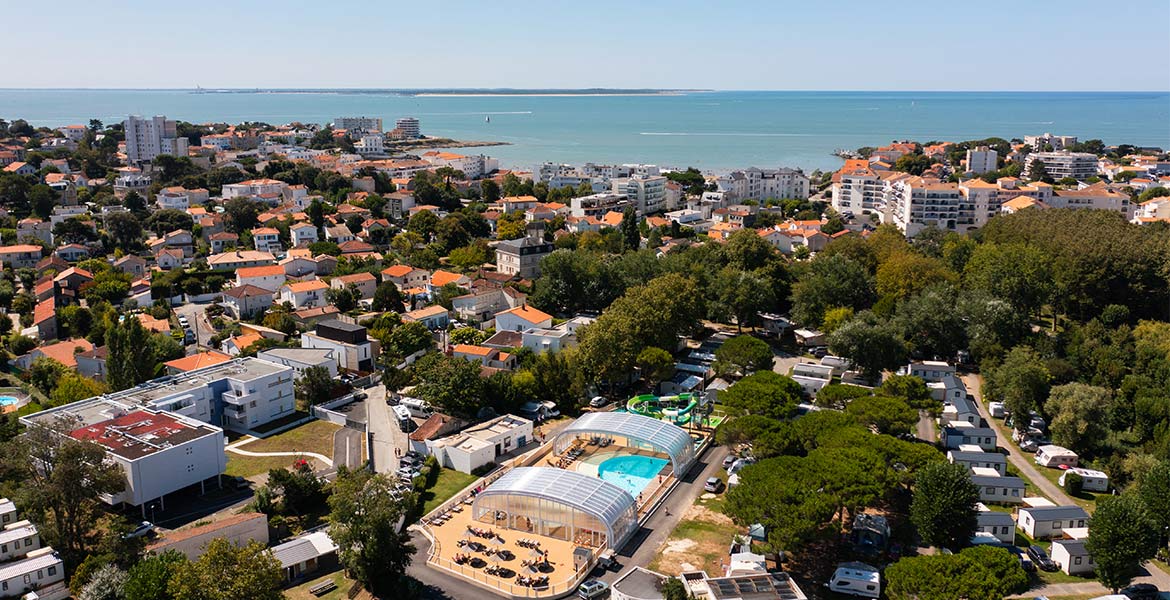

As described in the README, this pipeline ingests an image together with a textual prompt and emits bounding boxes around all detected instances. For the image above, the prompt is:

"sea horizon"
[3,89,1167,172]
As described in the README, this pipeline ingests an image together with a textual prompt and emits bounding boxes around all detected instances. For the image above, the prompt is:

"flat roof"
[70,410,219,460]
[707,573,807,600]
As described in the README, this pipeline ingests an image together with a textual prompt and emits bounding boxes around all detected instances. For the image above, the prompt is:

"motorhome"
[393,405,414,432]
[828,562,880,598]
[401,397,433,419]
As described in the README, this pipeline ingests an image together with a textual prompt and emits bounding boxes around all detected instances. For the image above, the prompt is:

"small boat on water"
[485,116,491,123]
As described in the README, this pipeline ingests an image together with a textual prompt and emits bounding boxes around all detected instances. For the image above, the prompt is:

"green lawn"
[285,571,350,600]
[244,419,342,458]
[419,468,480,515]
[225,455,328,479]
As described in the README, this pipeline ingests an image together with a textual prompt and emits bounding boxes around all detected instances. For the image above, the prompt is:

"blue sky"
[7,0,1170,90]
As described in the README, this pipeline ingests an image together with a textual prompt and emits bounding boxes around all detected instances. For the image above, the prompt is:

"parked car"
[404,450,423,461]
[354,391,368,400]
[1120,584,1160,600]
[810,346,829,358]
[397,467,421,480]
[577,579,610,599]
[178,315,189,326]
[1027,545,1058,572]
[124,521,155,539]
[704,477,725,493]
[722,455,738,470]
[1020,439,1040,453]
[228,475,250,491]
[589,396,608,408]
[595,550,618,571]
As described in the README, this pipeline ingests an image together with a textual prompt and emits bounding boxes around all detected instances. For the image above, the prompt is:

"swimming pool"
[0,396,19,407]
[597,455,669,499]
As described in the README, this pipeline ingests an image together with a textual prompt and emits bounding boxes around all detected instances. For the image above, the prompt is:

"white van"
[828,562,880,598]
[401,398,433,419]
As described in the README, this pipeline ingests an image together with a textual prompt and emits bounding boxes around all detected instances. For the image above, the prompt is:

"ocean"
[1,89,1167,172]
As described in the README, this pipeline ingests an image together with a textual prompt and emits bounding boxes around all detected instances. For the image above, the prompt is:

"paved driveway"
[333,427,364,471]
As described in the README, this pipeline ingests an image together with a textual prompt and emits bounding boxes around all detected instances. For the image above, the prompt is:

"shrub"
[1064,471,1083,495]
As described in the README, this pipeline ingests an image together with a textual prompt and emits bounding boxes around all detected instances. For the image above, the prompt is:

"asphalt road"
[365,383,407,474]
[173,301,215,349]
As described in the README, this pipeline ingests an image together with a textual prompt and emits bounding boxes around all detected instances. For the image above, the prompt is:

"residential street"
[173,301,215,349]
[364,383,406,474]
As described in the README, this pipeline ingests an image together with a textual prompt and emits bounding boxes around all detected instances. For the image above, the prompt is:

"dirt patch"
[649,509,740,577]
[686,503,736,526]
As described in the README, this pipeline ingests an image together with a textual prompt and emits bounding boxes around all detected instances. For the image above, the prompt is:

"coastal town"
[0,111,1168,600]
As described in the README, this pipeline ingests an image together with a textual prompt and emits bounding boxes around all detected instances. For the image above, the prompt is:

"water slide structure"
[626,393,701,425]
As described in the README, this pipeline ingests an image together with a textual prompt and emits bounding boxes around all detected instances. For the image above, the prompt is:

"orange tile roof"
[33,298,55,325]
[227,333,263,352]
[601,211,624,227]
[164,351,232,372]
[498,304,552,324]
[237,265,285,278]
[383,264,417,278]
[285,280,328,293]
[453,344,493,357]
[335,272,376,284]
[36,338,94,368]
[251,227,280,235]
[431,270,466,287]
[137,313,172,333]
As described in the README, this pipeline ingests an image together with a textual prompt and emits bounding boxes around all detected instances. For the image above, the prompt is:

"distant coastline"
[185,88,709,97]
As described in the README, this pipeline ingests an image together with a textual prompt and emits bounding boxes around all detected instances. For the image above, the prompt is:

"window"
[1053,521,1061,529]
[1075,557,1082,565]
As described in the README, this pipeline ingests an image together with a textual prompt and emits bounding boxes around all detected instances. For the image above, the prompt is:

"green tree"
[371,281,404,312]
[448,240,491,270]
[828,311,907,383]
[893,153,933,176]
[983,346,1051,432]
[910,462,979,550]
[386,320,433,358]
[104,211,144,249]
[1044,383,1113,456]
[29,356,68,393]
[145,209,195,236]
[106,314,155,391]
[412,352,484,417]
[713,335,773,378]
[791,254,875,327]
[963,243,1052,316]
[845,396,918,435]
[821,307,854,334]
[711,268,775,330]
[885,546,1028,600]
[636,347,675,385]
[720,371,802,420]
[876,252,957,302]
[449,326,487,346]
[125,550,188,600]
[1027,159,1053,183]
[620,206,640,251]
[1086,494,1160,592]
[1136,461,1170,547]
[480,179,501,203]
[881,375,936,411]
[14,422,127,565]
[328,468,416,596]
[52,372,107,407]
[168,538,283,600]
[267,460,326,516]
[325,284,359,313]
[295,365,334,406]
[660,577,688,600]
[29,183,58,219]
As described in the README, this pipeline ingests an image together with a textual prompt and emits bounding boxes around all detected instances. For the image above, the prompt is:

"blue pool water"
[0,396,19,407]
[597,455,669,499]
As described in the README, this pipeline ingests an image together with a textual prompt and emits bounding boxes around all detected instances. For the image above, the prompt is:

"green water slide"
[626,393,700,425]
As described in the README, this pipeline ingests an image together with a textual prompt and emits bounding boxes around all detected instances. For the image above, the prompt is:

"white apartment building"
[882,176,969,235]
[395,117,420,138]
[221,178,288,199]
[716,167,809,201]
[612,175,668,214]
[570,192,633,218]
[421,152,498,179]
[355,134,384,155]
[257,348,338,378]
[426,415,534,474]
[114,173,153,197]
[832,162,906,215]
[25,358,295,436]
[124,115,189,164]
[964,146,998,174]
[1024,151,1098,181]
[334,116,383,134]
[495,235,554,278]
[1024,133,1078,151]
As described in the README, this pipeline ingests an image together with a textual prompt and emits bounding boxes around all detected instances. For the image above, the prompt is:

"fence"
[427,547,592,599]
[312,405,348,426]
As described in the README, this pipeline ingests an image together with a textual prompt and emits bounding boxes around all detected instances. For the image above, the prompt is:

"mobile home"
[1058,468,1109,493]
[1034,445,1079,469]
[828,562,880,598]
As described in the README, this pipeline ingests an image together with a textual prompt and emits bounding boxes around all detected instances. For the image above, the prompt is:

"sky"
[6,0,1170,91]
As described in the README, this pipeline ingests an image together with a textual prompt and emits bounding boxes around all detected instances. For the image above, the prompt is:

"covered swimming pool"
[553,411,697,477]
